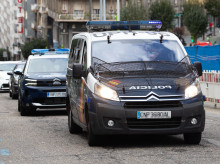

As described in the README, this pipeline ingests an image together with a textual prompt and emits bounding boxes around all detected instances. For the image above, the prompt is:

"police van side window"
[70,39,78,59]
[81,42,87,72]
[74,39,83,63]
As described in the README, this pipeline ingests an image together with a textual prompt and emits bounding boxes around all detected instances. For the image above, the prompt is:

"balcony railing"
[58,13,117,20]
[58,13,85,20]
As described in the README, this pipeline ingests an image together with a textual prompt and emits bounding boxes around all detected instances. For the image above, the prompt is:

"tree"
[21,39,48,59]
[183,0,208,43]
[121,0,148,21]
[149,0,175,31]
[204,0,220,36]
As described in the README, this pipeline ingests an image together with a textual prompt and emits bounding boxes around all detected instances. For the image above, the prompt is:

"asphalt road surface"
[0,92,220,164]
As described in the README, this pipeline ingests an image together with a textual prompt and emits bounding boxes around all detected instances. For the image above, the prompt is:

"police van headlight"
[185,79,201,99]
[94,83,119,101]
[25,79,37,86]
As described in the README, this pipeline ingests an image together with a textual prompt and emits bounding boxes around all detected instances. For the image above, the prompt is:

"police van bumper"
[21,86,66,108]
[89,94,205,135]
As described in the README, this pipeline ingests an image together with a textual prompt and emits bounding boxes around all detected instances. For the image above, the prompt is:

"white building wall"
[0,0,23,60]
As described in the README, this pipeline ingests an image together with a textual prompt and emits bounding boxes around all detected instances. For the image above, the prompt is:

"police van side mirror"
[7,72,13,76]
[72,63,83,79]
[14,71,23,75]
[193,62,202,76]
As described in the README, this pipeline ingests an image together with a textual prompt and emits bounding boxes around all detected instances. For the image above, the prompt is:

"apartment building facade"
[32,0,121,48]
[23,0,37,43]
[0,0,36,60]
[0,0,23,60]
[33,0,207,49]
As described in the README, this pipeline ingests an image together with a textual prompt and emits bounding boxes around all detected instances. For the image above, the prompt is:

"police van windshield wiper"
[92,56,107,64]
[178,55,190,63]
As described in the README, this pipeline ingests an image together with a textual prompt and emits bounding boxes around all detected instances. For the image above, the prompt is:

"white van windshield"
[92,39,187,63]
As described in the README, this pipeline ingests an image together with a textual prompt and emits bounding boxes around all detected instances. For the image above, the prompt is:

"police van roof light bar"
[31,49,70,55]
[86,20,162,31]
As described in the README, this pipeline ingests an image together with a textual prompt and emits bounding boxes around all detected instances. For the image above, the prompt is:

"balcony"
[48,9,116,22]
[39,6,48,14]
[31,4,40,12]
[58,13,85,20]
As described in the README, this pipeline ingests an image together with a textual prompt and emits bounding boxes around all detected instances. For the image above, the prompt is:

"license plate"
[47,92,66,97]
[137,111,171,119]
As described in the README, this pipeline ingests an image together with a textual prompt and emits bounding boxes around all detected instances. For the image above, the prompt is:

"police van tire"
[184,132,202,144]
[12,93,17,99]
[20,104,28,116]
[9,91,12,97]
[68,109,81,134]
[18,95,28,116]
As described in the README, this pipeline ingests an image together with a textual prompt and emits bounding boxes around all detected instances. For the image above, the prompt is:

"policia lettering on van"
[66,20,205,146]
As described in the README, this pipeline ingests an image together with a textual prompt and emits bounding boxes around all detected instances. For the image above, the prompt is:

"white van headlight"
[185,79,201,99]
[94,83,119,101]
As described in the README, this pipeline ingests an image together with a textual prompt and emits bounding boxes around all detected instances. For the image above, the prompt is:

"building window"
[74,10,84,19]
[62,0,68,13]
[93,9,100,20]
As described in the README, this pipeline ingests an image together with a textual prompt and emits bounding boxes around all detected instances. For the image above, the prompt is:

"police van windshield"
[0,64,17,71]
[27,58,68,73]
[92,39,187,64]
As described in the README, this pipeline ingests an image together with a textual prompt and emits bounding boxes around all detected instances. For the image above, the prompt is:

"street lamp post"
[117,0,120,21]
[103,0,106,20]
[89,0,92,21]
[100,0,103,20]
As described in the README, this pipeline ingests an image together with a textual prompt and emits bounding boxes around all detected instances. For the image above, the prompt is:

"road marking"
[205,138,220,147]
[0,149,10,156]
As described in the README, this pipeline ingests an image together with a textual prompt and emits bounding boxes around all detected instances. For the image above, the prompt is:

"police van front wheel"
[68,109,82,134]
[184,132,202,144]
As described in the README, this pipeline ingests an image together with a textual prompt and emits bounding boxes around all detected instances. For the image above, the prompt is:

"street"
[0,92,220,164]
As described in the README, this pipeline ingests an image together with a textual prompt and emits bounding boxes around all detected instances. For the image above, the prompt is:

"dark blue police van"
[66,21,205,146]
[16,49,69,116]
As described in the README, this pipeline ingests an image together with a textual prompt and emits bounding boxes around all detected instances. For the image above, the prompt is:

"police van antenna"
[160,34,163,43]
[107,35,112,44]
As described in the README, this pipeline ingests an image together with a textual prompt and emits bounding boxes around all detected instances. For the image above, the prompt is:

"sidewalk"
[183,27,220,46]
[205,101,220,109]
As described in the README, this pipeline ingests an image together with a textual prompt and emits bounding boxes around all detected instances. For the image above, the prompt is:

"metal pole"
[89,0,92,21]
[103,0,106,21]
[117,0,120,21]
[100,0,103,20]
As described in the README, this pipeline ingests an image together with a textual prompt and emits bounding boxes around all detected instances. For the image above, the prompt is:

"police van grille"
[36,81,66,86]
[124,101,182,108]
[127,117,181,129]
[34,97,66,105]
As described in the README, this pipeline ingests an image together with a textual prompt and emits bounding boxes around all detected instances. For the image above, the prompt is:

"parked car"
[16,49,69,116]
[7,62,26,99]
[0,61,22,90]
[66,20,205,146]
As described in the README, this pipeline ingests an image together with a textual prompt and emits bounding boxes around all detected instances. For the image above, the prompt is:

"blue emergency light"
[86,20,162,31]
[31,48,69,55]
